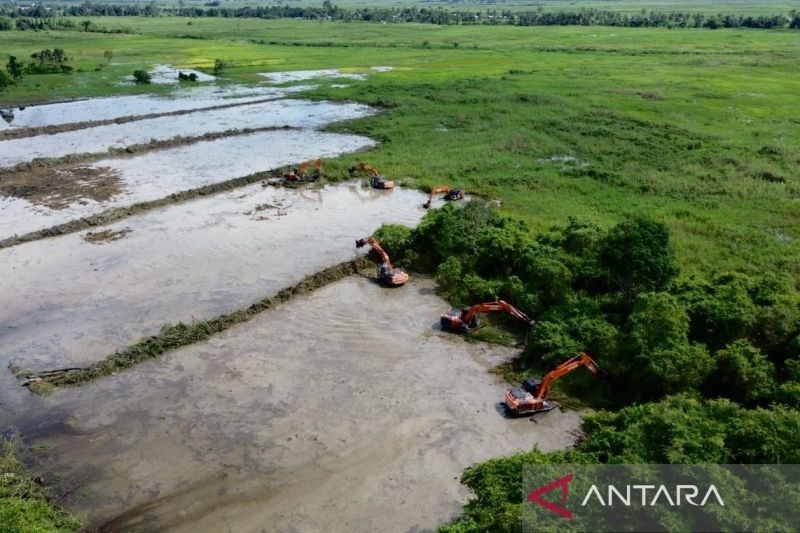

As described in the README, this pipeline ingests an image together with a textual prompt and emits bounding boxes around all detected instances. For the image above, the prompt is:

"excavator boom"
[504,352,608,416]
[423,185,465,208]
[350,162,394,189]
[441,300,532,333]
[284,158,323,181]
[355,236,409,286]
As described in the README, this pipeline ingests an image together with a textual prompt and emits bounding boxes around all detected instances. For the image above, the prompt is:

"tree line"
[0,4,798,31]
[371,202,800,529]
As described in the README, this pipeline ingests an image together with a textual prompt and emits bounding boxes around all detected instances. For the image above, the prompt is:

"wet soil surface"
[0,84,305,135]
[14,276,582,532]
[0,166,123,210]
[0,130,374,240]
[0,183,426,372]
[0,99,372,168]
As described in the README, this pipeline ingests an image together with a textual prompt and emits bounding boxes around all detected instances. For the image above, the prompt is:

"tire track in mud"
[11,257,375,393]
[0,96,290,141]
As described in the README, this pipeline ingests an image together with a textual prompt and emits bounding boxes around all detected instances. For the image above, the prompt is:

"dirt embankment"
[0,125,294,178]
[13,256,375,392]
[0,97,286,141]
[0,166,294,251]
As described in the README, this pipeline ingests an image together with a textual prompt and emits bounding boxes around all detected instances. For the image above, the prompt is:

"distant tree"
[104,50,113,63]
[0,16,13,31]
[600,217,678,310]
[6,56,23,80]
[52,48,67,65]
[0,70,12,92]
[132,69,151,84]
[81,19,93,31]
[212,59,226,76]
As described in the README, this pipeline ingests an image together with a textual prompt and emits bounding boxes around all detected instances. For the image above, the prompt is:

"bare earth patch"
[0,166,123,209]
[82,228,132,244]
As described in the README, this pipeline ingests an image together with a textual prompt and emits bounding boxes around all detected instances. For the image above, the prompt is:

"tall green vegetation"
[376,202,800,529]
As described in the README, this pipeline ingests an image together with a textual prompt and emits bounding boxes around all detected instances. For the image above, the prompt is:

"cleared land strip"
[0,164,294,250]
[0,96,290,141]
[10,256,375,393]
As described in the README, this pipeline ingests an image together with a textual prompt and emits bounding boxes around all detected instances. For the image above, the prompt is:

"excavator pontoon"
[350,162,394,189]
[283,158,323,182]
[504,352,609,415]
[422,185,465,209]
[355,236,409,286]
[440,300,533,334]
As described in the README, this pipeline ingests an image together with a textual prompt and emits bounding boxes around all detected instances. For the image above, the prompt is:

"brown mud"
[82,228,132,244]
[0,166,123,209]
[0,165,288,250]
[18,276,583,532]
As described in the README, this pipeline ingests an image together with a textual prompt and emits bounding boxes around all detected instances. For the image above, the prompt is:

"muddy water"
[0,85,307,130]
[0,183,426,371]
[0,99,373,167]
[15,276,582,532]
[0,130,374,240]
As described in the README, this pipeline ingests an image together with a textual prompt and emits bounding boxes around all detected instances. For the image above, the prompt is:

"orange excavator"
[422,185,465,209]
[440,300,533,334]
[350,162,394,189]
[283,158,323,182]
[355,236,409,286]
[504,352,609,415]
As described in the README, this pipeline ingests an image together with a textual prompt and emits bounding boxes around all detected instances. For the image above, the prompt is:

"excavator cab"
[440,308,471,333]
[522,378,542,395]
[444,188,464,201]
[356,236,408,287]
[369,175,394,190]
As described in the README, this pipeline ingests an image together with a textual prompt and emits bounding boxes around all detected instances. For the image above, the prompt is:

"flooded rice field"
[259,66,393,85]
[12,276,582,532]
[0,99,373,167]
[0,130,374,240]
[2,79,582,532]
[0,183,426,371]
[0,84,306,132]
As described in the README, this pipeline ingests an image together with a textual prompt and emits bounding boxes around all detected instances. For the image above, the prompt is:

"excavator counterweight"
[423,185,465,209]
[356,236,408,286]
[441,300,532,333]
[504,352,609,415]
[350,162,394,189]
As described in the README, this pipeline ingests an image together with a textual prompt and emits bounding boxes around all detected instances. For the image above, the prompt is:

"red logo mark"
[527,473,574,520]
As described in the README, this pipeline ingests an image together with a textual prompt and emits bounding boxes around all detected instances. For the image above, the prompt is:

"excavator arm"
[504,352,608,416]
[441,299,533,333]
[284,158,323,181]
[423,185,451,208]
[423,185,465,208]
[350,162,394,189]
[462,300,533,326]
[355,236,409,286]
[355,237,392,267]
[535,352,607,400]
[352,162,380,177]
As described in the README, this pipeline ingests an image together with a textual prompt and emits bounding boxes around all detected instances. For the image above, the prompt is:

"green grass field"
[2,18,799,277]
